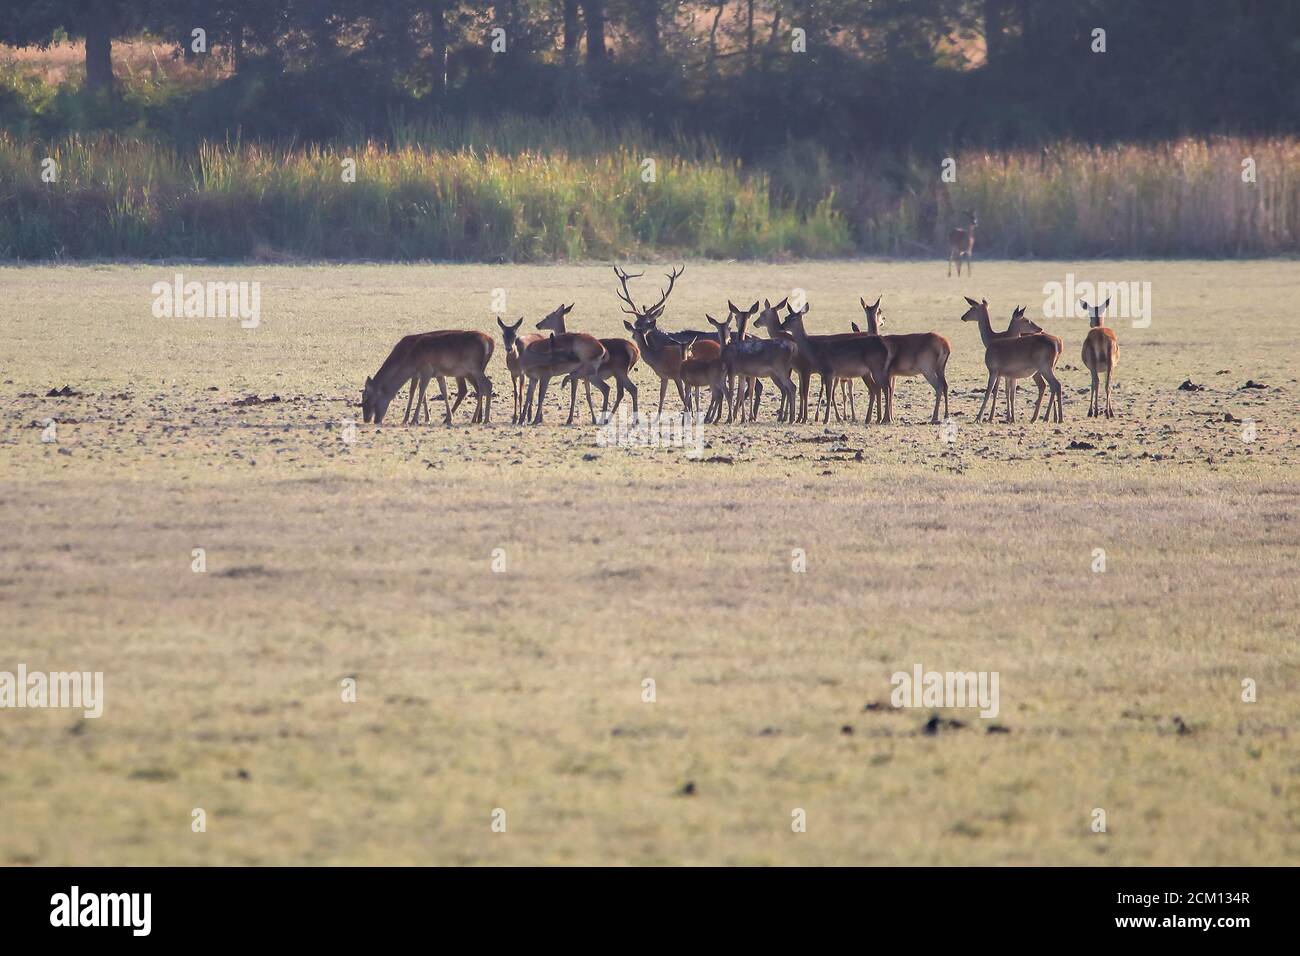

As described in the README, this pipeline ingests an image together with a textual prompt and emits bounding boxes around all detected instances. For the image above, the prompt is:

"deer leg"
[922,371,943,424]
[1045,370,1064,422]
[403,376,419,424]
[821,372,836,423]
[978,370,996,423]
[674,378,689,420]
[1104,367,1114,418]
[439,375,454,426]
[565,372,580,425]
[987,375,1001,423]
[948,252,954,278]
[620,373,638,422]
[586,379,605,424]
[1029,371,1048,423]
[534,375,551,425]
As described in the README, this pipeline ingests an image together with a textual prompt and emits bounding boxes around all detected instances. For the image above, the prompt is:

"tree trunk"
[431,0,448,91]
[82,0,115,95]
[582,1,606,63]
[563,0,581,62]
[984,0,1007,65]
[641,0,661,58]
[746,0,755,73]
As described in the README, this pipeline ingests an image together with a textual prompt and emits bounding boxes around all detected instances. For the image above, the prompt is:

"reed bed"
[1,123,1296,260]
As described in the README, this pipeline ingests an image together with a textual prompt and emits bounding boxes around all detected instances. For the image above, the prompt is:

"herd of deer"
[359,263,1121,429]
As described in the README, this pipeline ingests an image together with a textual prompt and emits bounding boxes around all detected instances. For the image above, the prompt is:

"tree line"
[3,2,1298,157]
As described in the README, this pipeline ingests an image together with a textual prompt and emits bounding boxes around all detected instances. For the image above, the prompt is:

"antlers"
[613,264,684,320]
[613,265,645,316]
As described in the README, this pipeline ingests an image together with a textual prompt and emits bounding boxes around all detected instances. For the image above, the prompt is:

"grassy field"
[1,259,1298,865]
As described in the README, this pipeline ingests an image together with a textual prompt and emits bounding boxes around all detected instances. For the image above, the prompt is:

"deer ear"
[513,317,523,330]
[852,322,860,332]
[980,299,987,307]
[496,316,505,329]
[775,297,789,311]
[1099,297,1109,312]
[623,320,634,332]
[872,295,881,309]
[748,302,758,315]
[763,299,771,309]
[1079,300,1089,312]
[364,375,372,387]
[728,300,739,314]
[860,296,867,310]
[964,296,979,307]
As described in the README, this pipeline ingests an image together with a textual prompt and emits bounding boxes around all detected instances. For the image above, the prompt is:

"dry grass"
[0,259,1297,865]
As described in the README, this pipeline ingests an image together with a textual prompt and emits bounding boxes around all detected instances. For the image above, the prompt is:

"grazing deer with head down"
[959,297,1063,423]
[1080,298,1119,418]
[615,265,691,416]
[948,211,977,277]
[858,295,952,424]
[516,304,607,425]
[778,303,892,425]
[363,331,494,426]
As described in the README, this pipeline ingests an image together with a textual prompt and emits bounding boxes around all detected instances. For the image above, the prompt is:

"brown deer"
[755,297,865,423]
[1080,298,1119,418]
[858,296,951,424]
[363,331,494,426]
[959,297,1063,423]
[539,308,640,424]
[615,265,690,416]
[709,311,797,423]
[778,303,891,425]
[516,304,607,425]
[497,316,543,424]
[948,211,977,277]
[680,319,728,423]
[984,305,1048,421]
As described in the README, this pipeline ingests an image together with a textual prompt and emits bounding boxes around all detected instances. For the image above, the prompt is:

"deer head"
[537,303,574,333]
[497,315,524,350]
[859,295,884,333]
[706,313,732,347]
[362,375,392,425]
[1008,306,1043,335]
[959,296,989,324]
[1080,298,1110,328]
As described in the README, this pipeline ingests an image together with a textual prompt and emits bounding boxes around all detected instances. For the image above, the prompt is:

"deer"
[708,310,797,423]
[984,305,1048,421]
[614,265,691,417]
[958,298,1052,421]
[778,303,891,425]
[959,297,1063,423]
[857,296,951,424]
[756,296,856,423]
[680,318,729,423]
[363,331,494,426]
[497,316,543,424]
[948,210,977,277]
[1080,298,1119,418]
[515,304,607,425]
[539,307,641,424]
